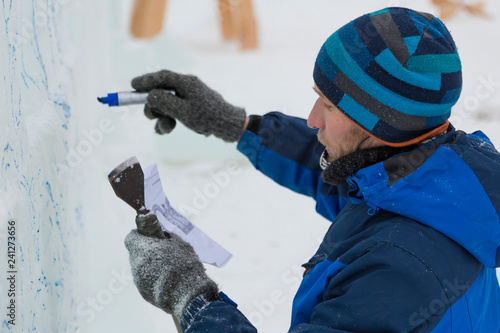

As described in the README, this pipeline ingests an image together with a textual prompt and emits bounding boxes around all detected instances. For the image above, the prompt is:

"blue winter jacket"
[180,112,500,332]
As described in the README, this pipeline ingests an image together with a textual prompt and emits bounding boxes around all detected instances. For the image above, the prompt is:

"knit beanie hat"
[314,7,462,147]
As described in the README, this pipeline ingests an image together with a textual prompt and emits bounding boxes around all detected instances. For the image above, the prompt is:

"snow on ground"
[59,0,500,332]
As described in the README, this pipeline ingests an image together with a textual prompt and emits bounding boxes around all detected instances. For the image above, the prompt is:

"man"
[124,7,500,332]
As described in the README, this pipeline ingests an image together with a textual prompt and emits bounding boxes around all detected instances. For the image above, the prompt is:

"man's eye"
[324,103,334,111]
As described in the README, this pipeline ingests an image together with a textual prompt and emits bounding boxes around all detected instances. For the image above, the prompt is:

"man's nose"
[307,97,323,130]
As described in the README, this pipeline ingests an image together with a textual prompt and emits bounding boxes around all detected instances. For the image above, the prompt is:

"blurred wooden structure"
[130,0,168,39]
[431,0,490,20]
[130,0,258,50]
[218,0,258,50]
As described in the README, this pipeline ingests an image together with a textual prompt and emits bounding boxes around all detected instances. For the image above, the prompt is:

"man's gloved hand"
[124,226,218,318]
[131,70,247,142]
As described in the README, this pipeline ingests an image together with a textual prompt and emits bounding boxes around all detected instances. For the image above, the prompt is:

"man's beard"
[317,132,341,162]
[317,129,368,163]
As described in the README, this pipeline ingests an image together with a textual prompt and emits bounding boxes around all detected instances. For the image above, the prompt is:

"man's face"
[307,87,367,163]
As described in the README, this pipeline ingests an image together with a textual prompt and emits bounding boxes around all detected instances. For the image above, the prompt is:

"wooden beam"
[431,0,490,20]
[235,0,258,50]
[218,0,236,40]
[130,0,168,39]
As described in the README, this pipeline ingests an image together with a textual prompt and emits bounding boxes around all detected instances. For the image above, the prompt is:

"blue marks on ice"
[45,181,55,203]
[2,0,13,28]
[21,54,37,89]
[3,142,12,153]
[2,143,13,170]
[2,320,14,331]
[1,1,10,37]
[18,243,24,263]
[3,142,14,154]
[21,71,30,89]
[45,181,69,260]
[75,205,83,229]
[54,99,71,119]
[35,274,64,298]
[31,0,49,95]
[18,178,32,197]
[14,93,21,127]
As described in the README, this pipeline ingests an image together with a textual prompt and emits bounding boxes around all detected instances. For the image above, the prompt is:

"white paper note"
[143,164,233,268]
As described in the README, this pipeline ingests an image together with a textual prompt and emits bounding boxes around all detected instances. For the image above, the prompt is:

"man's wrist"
[237,115,263,142]
[179,290,224,331]
[236,116,250,142]
[243,116,250,133]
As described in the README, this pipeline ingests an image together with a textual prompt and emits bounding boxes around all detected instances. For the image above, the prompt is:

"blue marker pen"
[97,91,174,107]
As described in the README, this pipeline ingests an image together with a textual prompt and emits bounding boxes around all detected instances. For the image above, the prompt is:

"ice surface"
[0,0,84,332]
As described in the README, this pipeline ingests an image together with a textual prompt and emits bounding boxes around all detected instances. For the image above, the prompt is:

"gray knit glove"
[131,70,247,142]
[124,227,218,318]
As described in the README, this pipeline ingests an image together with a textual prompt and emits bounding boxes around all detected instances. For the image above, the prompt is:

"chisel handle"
[135,210,167,239]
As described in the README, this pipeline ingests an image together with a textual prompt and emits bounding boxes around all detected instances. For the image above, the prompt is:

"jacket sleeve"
[180,242,452,332]
[181,293,257,333]
[237,112,349,221]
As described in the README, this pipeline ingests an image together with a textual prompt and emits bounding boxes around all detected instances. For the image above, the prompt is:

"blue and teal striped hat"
[314,7,462,147]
